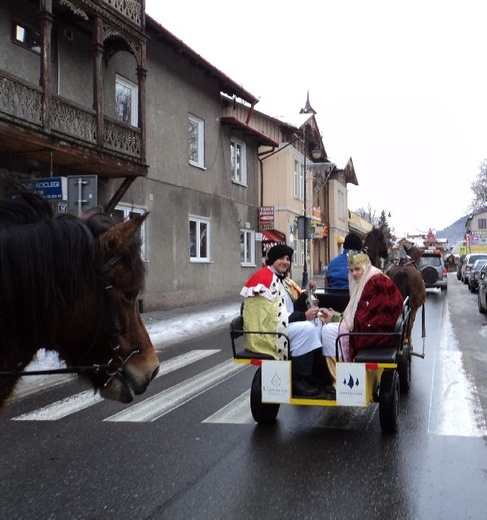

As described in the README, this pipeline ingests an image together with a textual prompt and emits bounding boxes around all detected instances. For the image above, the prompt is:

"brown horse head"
[364,226,389,268]
[0,193,159,406]
[56,212,160,403]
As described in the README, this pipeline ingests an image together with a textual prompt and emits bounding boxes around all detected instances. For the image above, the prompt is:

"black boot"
[292,376,319,397]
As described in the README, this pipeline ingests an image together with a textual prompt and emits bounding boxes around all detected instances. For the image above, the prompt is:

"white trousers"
[288,320,322,357]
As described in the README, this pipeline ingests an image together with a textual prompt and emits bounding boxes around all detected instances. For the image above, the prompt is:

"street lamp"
[308,160,336,270]
[301,133,322,288]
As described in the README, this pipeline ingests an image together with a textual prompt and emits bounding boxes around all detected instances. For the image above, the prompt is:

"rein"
[0,246,139,383]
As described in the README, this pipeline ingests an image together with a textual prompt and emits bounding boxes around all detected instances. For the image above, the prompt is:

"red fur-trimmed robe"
[349,273,404,358]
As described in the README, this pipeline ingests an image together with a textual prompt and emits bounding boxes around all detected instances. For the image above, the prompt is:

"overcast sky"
[145,0,487,238]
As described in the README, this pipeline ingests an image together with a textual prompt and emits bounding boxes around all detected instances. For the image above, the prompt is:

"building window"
[115,75,138,127]
[294,159,304,200]
[112,205,147,261]
[338,190,346,220]
[231,138,247,185]
[240,229,255,265]
[295,239,304,266]
[189,216,210,262]
[478,218,487,229]
[189,114,205,168]
[12,20,41,54]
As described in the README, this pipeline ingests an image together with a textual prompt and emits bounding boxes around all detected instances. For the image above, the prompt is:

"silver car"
[467,258,487,293]
[418,252,447,291]
[461,253,487,284]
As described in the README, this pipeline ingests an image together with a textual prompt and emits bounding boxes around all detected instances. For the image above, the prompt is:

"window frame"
[240,229,255,266]
[231,137,247,185]
[112,204,147,262]
[11,19,41,55]
[338,189,346,220]
[189,114,205,169]
[189,215,211,262]
[115,74,139,127]
[294,159,304,201]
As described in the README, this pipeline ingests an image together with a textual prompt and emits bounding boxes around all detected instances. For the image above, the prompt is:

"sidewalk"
[142,297,242,350]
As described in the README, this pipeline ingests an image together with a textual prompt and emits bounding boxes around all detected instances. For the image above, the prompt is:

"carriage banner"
[261,360,291,403]
[336,363,367,406]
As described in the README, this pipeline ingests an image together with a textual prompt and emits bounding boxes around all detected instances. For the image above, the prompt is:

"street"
[0,273,486,520]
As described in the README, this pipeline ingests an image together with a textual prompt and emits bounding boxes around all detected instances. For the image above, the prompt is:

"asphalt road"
[0,273,486,520]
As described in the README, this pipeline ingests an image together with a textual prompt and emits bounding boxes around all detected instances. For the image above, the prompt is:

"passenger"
[326,232,363,289]
[241,244,324,397]
[321,251,404,389]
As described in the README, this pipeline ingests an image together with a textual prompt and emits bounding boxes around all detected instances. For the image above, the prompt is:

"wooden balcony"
[0,71,146,178]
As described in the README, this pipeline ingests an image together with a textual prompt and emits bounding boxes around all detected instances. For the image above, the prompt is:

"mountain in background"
[435,215,467,244]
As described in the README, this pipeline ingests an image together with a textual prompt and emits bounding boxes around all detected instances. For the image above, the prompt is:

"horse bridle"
[95,252,141,387]
[0,244,140,384]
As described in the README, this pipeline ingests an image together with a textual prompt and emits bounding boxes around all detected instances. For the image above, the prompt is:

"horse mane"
[0,190,146,351]
[0,193,98,345]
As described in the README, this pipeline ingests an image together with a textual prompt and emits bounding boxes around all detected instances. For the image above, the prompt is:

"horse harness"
[0,245,140,385]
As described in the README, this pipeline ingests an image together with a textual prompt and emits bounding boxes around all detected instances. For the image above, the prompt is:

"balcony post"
[39,0,53,132]
[92,16,104,150]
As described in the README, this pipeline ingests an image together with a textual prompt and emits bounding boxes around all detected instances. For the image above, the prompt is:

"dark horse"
[0,191,160,407]
[364,226,426,349]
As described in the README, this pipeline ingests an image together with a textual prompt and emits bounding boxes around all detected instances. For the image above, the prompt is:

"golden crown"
[347,251,370,268]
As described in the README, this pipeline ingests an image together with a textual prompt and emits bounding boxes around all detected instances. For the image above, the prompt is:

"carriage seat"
[353,346,398,364]
[229,314,276,361]
[315,289,350,313]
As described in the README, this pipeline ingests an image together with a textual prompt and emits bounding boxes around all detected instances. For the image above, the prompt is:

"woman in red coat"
[321,252,404,386]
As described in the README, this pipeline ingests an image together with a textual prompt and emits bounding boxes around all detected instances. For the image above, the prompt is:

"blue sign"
[21,177,66,200]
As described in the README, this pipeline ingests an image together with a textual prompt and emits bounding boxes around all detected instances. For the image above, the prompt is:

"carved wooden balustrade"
[0,71,141,160]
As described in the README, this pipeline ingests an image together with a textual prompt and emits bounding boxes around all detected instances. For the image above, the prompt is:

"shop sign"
[259,206,275,230]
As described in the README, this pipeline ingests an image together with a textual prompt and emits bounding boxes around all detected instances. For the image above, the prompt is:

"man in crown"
[321,251,404,388]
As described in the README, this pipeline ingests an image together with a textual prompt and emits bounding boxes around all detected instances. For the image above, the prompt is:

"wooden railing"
[0,71,141,160]
[102,0,143,26]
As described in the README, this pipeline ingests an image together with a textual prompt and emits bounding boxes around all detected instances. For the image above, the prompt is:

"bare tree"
[470,161,487,212]
[355,204,378,226]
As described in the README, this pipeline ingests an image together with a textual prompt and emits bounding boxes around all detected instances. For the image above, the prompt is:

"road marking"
[203,391,254,424]
[105,360,248,422]
[12,391,103,421]
[156,350,220,377]
[428,350,487,437]
[12,350,220,421]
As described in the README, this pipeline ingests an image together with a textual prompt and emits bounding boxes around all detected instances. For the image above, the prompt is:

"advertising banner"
[259,206,275,230]
[261,360,291,403]
[336,363,367,406]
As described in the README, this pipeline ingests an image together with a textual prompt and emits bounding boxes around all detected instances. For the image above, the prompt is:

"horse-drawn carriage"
[230,289,413,434]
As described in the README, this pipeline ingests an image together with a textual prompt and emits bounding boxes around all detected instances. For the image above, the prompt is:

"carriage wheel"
[379,370,400,434]
[250,367,280,424]
[397,344,411,394]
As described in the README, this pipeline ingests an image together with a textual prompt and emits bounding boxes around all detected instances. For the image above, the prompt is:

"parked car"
[477,264,487,313]
[467,258,487,292]
[461,253,487,284]
[418,252,448,291]
[457,254,466,280]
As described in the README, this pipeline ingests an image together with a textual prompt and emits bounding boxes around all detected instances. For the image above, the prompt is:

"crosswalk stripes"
[105,360,248,422]
[12,349,221,421]
[202,391,254,424]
